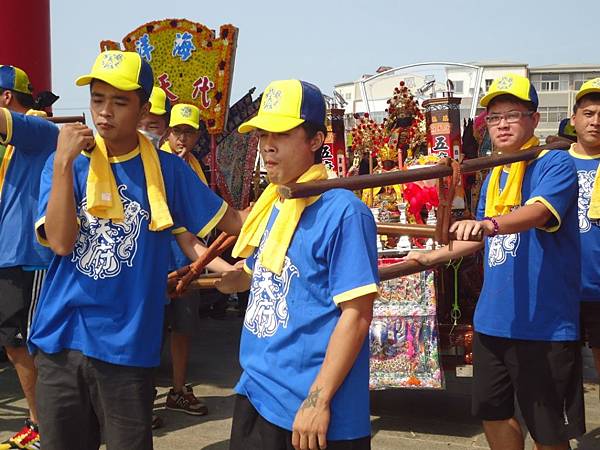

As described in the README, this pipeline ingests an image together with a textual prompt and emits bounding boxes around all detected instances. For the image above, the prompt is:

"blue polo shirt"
[236,189,379,440]
[29,148,227,367]
[475,150,580,341]
[0,109,57,268]
[568,146,600,302]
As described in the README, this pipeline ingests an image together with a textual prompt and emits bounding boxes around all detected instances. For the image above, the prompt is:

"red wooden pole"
[210,134,217,191]
[0,0,52,96]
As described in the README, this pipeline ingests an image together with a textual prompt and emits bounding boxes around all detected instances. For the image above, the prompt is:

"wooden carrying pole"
[278,139,573,200]
[46,115,85,124]
[376,223,482,242]
[186,258,439,289]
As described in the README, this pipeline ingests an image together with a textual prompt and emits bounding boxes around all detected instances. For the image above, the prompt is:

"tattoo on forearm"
[300,387,322,410]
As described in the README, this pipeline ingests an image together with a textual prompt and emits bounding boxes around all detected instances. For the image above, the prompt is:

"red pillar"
[0,0,51,95]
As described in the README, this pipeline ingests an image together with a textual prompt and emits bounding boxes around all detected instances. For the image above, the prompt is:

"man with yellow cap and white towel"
[26,50,245,450]
[217,79,379,450]
[408,74,584,450]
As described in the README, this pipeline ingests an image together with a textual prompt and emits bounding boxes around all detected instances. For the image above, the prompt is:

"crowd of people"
[0,50,598,450]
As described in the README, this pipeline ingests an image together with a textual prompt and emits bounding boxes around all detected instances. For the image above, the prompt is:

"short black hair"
[300,121,327,163]
[0,88,34,109]
[573,92,600,114]
[487,94,537,112]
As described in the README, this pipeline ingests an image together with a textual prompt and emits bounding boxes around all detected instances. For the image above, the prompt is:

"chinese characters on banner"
[422,97,463,160]
[101,19,238,135]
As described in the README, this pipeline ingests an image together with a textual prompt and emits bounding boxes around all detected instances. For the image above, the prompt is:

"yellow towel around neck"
[588,161,600,220]
[232,164,328,275]
[87,132,173,231]
[160,142,208,185]
[485,136,540,217]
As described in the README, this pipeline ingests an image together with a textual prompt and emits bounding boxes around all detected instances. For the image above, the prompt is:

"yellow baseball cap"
[576,78,600,102]
[76,50,154,101]
[0,65,32,95]
[238,79,326,134]
[149,87,170,116]
[170,103,200,129]
[480,73,539,109]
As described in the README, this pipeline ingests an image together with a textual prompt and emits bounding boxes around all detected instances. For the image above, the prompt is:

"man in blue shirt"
[408,74,584,450]
[0,65,57,450]
[568,78,600,383]
[218,80,379,450]
[28,50,245,450]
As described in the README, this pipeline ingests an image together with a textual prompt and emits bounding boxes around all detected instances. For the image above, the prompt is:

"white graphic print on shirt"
[245,231,299,338]
[72,185,149,280]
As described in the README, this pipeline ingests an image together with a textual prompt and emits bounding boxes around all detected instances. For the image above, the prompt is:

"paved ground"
[1,313,600,449]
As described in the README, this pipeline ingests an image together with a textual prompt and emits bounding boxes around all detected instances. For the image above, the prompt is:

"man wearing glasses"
[408,74,584,449]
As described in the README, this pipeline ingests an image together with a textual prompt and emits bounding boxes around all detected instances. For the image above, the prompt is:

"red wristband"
[483,216,500,237]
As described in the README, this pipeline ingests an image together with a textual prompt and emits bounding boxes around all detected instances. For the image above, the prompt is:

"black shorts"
[0,267,45,347]
[472,332,585,445]
[229,395,371,450]
[35,349,155,450]
[580,301,600,348]
[165,291,204,336]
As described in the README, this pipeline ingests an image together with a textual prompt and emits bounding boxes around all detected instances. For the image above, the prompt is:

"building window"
[485,79,493,92]
[538,106,568,124]
[345,93,351,100]
[531,73,569,91]
[573,72,600,90]
[404,77,415,88]
[451,80,464,94]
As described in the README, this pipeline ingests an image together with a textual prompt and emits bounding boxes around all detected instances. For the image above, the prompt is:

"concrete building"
[530,64,600,137]
[335,61,600,140]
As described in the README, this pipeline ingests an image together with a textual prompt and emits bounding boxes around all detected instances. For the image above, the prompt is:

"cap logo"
[180,106,192,118]
[101,53,124,70]
[263,88,282,111]
[497,76,514,90]
[592,79,600,88]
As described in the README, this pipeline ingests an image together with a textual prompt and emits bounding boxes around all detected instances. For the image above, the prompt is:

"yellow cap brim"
[576,87,600,102]
[150,106,167,116]
[480,90,531,107]
[169,118,199,129]
[75,73,140,92]
[238,114,304,134]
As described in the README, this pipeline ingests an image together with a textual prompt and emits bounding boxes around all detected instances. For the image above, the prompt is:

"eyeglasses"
[171,127,198,138]
[485,111,535,126]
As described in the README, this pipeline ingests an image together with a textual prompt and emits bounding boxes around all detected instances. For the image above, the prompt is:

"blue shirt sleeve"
[525,152,578,231]
[476,174,490,221]
[7,110,59,154]
[327,209,379,305]
[169,157,227,238]
[35,152,55,245]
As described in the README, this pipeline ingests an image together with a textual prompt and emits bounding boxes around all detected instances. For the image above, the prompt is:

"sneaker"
[165,384,208,416]
[152,413,163,430]
[0,419,41,449]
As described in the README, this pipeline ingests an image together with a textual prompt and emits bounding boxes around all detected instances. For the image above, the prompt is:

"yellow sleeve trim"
[35,217,50,247]
[243,262,253,275]
[333,283,379,306]
[196,201,228,239]
[0,108,13,145]
[35,216,81,247]
[525,196,561,232]
[171,226,187,235]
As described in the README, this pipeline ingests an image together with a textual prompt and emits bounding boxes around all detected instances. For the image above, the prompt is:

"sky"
[50,0,600,115]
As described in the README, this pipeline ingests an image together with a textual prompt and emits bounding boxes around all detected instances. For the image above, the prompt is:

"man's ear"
[311,131,325,152]
[0,90,13,107]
